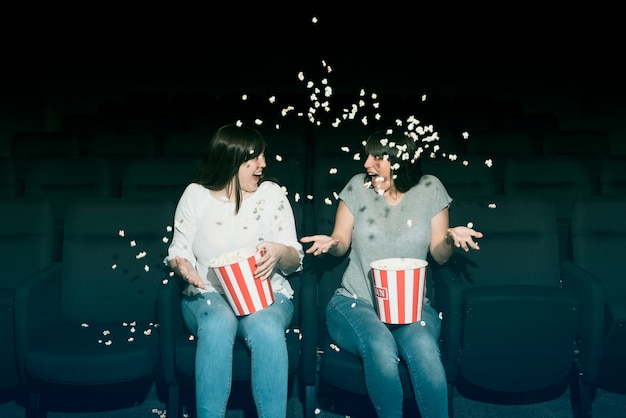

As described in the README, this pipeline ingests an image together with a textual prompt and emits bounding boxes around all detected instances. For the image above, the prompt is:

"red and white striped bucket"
[211,246,274,316]
[370,258,428,324]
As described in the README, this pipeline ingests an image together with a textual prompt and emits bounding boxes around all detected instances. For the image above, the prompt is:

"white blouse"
[166,181,304,298]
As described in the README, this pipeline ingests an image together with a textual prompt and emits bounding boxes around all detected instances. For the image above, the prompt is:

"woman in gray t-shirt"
[301,129,483,418]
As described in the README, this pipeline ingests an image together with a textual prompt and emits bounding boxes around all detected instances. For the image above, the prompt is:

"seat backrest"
[11,132,82,187]
[161,132,208,157]
[310,155,364,235]
[10,132,80,158]
[447,195,561,286]
[263,153,309,237]
[422,155,498,198]
[503,155,592,219]
[311,124,374,159]
[22,156,112,231]
[60,197,174,323]
[120,156,198,204]
[85,132,158,195]
[0,197,54,289]
[465,130,541,157]
[263,124,310,159]
[570,196,626,292]
[600,155,626,196]
[541,129,611,157]
[0,158,17,197]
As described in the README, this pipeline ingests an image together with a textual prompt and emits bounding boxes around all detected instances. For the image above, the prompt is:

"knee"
[361,335,399,368]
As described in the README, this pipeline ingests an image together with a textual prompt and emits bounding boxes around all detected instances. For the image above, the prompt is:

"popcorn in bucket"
[370,258,428,324]
[210,246,273,316]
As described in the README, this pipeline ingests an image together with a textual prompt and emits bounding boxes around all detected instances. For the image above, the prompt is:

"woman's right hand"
[174,256,207,290]
[300,235,340,256]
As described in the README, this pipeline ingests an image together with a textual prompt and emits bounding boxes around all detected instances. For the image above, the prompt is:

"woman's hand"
[174,256,207,290]
[300,235,339,256]
[446,226,483,252]
[254,241,281,279]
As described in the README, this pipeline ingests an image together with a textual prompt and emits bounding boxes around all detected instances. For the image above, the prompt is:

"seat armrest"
[13,262,63,383]
[299,260,318,388]
[561,260,606,385]
[157,276,186,385]
[433,266,463,382]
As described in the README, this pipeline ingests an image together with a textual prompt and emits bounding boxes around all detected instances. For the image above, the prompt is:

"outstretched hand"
[174,256,207,290]
[446,226,483,252]
[300,235,339,256]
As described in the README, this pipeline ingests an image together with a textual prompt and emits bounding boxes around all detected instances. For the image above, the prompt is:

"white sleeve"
[164,183,199,268]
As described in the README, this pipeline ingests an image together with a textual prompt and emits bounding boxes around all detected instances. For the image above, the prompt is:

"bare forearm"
[430,235,455,265]
[277,245,302,274]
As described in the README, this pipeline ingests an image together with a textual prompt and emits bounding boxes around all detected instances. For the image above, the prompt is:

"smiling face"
[364,153,394,194]
[238,152,266,194]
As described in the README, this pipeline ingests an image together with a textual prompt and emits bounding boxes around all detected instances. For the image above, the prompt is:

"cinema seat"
[0,198,54,392]
[14,197,174,418]
[562,196,626,395]
[434,195,602,417]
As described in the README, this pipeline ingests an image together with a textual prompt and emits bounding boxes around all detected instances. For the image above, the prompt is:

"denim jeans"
[326,293,448,418]
[182,291,294,418]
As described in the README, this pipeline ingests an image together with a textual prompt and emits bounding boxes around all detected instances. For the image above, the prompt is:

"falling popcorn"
[467,222,474,228]
[130,240,136,247]
[144,265,150,272]
[118,230,125,237]
[488,202,497,209]
[420,320,426,327]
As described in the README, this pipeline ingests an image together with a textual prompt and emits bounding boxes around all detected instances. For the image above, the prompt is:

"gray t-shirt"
[337,173,452,306]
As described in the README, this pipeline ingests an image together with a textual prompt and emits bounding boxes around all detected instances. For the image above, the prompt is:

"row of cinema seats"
[3,122,626,252]
[1,120,626,415]
[1,192,625,418]
[2,151,625,264]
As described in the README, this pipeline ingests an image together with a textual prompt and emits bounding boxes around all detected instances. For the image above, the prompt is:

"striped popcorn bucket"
[211,247,274,316]
[370,258,428,324]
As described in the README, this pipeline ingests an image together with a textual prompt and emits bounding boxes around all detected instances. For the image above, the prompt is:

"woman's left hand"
[254,241,281,279]
[446,226,483,252]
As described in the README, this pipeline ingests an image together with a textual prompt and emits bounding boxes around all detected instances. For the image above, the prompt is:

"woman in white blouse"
[166,124,304,418]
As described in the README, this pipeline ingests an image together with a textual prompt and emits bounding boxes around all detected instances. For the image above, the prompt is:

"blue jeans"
[326,293,448,418]
[182,291,294,418]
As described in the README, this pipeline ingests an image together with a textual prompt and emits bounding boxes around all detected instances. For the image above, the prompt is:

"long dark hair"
[195,124,266,213]
[364,129,423,193]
